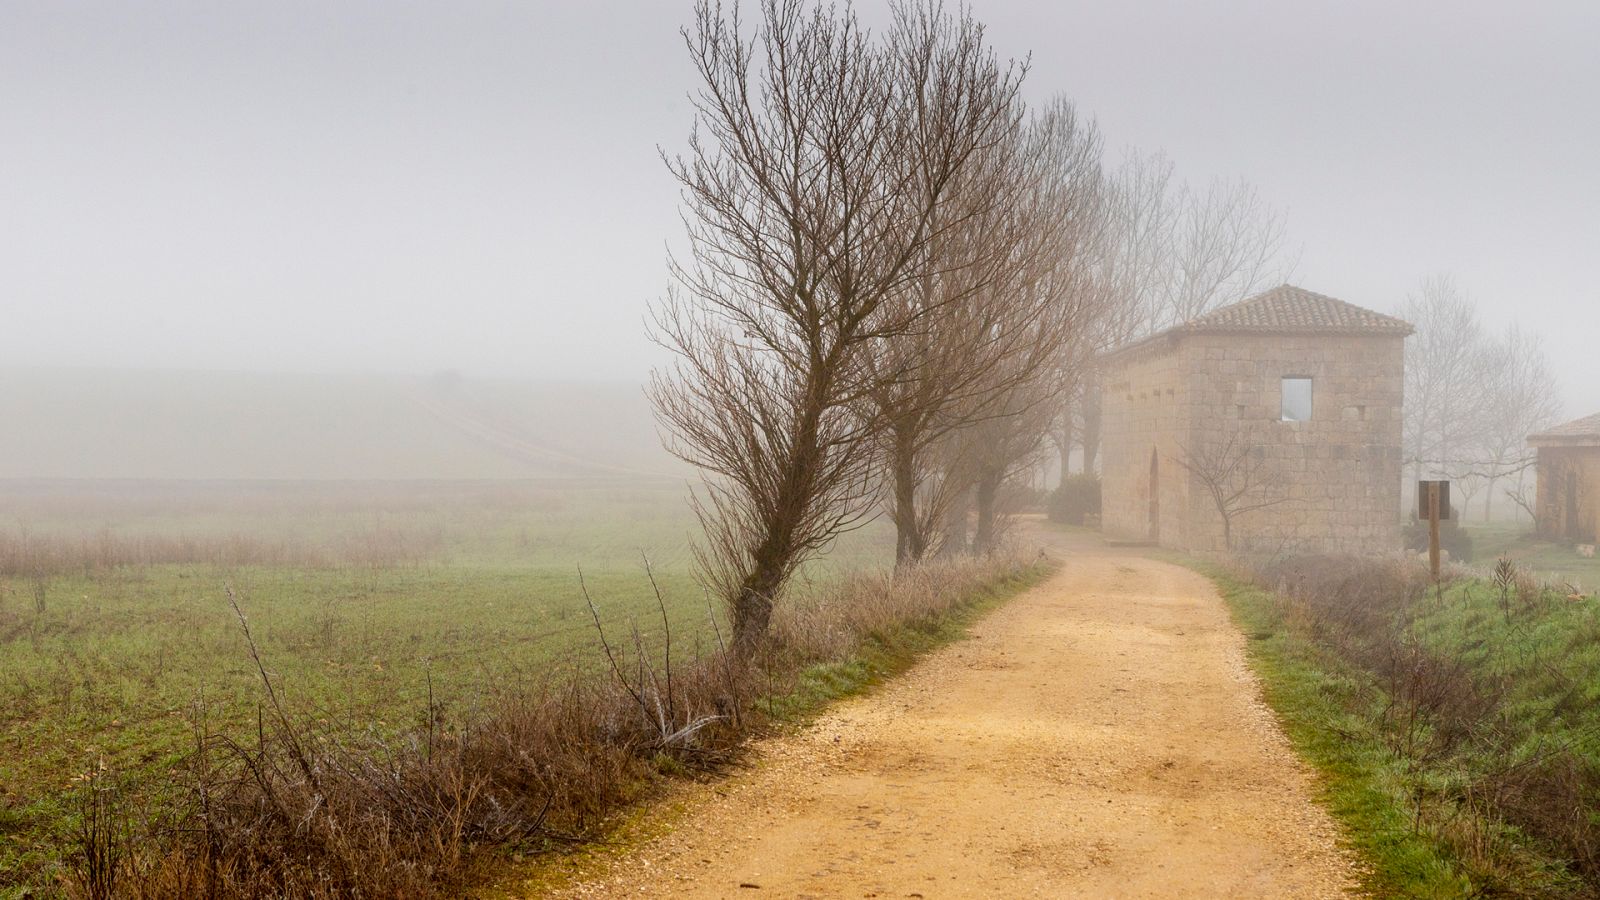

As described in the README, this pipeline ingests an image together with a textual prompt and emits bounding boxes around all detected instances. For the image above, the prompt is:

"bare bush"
[1479,747,1600,885]
[1247,553,1600,892]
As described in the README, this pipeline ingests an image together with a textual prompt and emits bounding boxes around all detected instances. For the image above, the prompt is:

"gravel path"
[530,531,1361,898]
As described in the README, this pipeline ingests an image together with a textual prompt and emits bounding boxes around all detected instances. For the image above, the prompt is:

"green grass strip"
[1192,562,1475,899]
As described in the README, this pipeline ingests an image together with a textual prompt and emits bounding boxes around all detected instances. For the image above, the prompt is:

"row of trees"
[1401,274,1563,522]
[649,1,1562,660]
[1051,149,1294,480]
[648,0,1103,657]
[650,0,1302,657]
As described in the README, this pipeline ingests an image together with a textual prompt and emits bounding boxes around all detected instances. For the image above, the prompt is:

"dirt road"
[534,531,1359,898]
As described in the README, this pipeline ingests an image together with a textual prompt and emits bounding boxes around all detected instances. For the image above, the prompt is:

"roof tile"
[1179,284,1414,335]
[1530,412,1600,444]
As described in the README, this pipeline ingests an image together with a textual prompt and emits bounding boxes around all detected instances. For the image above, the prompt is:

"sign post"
[1428,482,1441,581]
[1417,480,1451,583]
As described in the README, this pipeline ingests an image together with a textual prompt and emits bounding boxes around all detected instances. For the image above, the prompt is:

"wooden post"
[1428,481,1442,583]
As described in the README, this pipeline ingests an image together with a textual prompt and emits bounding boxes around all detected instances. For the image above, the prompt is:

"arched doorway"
[1148,448,1160,542]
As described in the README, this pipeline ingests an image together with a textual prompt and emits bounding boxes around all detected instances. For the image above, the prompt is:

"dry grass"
[1236,552,1600,896]
[0,526,444,578]
[59,550,1038,899]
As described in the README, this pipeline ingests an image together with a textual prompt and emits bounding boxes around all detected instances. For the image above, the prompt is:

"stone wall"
[1535,447,1600,544]
[1180,333,1405,554]
[1101,331,1406,554]
[1100,336,1192,545]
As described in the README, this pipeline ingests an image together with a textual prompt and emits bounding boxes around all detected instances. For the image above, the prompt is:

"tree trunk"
[728,371,829,659]
[972,467,1003,554]
[891,438,927,568]
[1081,374,1102,474]
[731,564,783,660]
[940,483,970,558]
[1516,467,1529,524]
[1057,407,1075,488]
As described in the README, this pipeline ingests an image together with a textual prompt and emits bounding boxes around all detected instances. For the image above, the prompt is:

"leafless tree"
[1093,150,1293,339]
[651,0,1024,658]
[1172,433,1297,551]
[1475,325,1562,521]
[1066,150,1293,478]
[1396,275,1564,523]
[1400,275,1492,491]
[966,366,1063,553]
[869,95,1103,565]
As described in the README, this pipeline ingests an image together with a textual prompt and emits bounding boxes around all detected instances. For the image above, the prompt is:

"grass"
[0,478,897,898]
[1464,521,1600,590]
[499,557,1053,897]
[1197,554,1600,898]
[1200,564,1473,897]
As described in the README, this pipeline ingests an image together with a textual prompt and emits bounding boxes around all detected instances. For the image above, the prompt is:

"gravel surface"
[526,530,1361,898]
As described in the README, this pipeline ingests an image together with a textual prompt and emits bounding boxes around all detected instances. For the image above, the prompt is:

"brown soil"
[525,528,1360,898]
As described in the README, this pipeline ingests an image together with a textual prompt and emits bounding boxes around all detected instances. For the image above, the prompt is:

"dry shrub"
[1249,554,1497,757]
[70,551,1035,898]
[90,643,746,898]
[1252,553,1432,643]
[773,551,1029,661]
[1478,746,1600,885]
[1245,552,1600,894]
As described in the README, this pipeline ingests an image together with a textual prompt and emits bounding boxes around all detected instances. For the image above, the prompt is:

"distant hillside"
[0,368,684,480]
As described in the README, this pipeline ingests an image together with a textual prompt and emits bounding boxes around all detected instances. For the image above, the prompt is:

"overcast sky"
[2,0,1595,416]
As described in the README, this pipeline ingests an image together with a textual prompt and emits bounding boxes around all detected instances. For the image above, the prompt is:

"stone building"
[1099,285,1412,553]
[1529,412,1600,545]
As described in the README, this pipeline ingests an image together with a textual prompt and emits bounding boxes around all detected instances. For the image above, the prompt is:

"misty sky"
[3,0,1596,416]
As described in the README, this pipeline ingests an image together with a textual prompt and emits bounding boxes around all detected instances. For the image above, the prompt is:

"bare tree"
[966,367,1063,553]
[1068,150,1293,476]
[1476,325,1562,521]
[869,95,1103,565]
[1399,275,1498,503]
[1172,433,1297,551]
[651,0,1024,658]
[1094,150,1293,339]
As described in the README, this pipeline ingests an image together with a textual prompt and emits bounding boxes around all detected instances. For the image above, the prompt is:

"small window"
[1281,377,1312,422]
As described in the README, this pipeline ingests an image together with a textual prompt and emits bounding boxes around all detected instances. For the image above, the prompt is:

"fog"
[3,0,1596,467]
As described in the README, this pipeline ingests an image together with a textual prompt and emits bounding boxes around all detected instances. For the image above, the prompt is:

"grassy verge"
[1463,523,1600,589]
[1193,557,1600,899]
[504,558,1053,895]
[1198,564,1471,897]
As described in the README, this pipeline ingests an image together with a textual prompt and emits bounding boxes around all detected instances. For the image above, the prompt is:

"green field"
[0,478,894,895]
[1463,522,1600,589]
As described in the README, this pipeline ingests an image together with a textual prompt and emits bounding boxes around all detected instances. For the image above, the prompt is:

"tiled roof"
[1100,284,1413,365]
[1530,412,1600,446]
[1179,284,1414,335]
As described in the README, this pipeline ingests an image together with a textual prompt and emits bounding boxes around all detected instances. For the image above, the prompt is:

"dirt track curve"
[532,528,1360,899]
